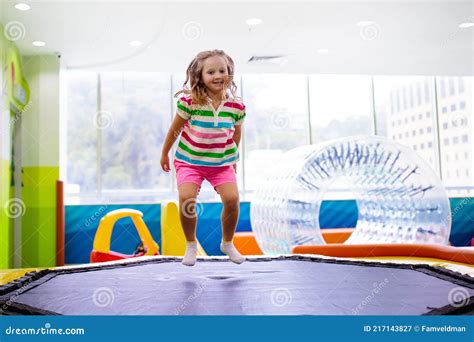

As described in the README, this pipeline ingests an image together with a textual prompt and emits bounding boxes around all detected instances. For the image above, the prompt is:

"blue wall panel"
[65,199,473,264]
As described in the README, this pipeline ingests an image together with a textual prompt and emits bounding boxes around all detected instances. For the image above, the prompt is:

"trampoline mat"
[1,256,473,315]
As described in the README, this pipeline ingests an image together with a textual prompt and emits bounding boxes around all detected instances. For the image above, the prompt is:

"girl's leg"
[178,182,200,266]
[215,182,245,264]
[216,182,239,241]
[178,182,200,241]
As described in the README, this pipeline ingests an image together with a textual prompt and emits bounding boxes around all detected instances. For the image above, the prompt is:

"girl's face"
[201,55,229,96]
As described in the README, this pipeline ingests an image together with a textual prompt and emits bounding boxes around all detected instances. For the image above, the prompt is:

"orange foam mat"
[234,232,263,255]
[292,244,474,265]
[234,229,357,255]
[321,228,354,244]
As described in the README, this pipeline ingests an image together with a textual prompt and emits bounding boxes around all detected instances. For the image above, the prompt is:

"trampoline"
[1,256,473,315]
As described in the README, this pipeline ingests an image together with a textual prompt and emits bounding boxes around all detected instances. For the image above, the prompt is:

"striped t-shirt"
[174,96,246,167]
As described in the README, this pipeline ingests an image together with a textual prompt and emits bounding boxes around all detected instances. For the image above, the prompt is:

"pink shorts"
[173,159,237,192]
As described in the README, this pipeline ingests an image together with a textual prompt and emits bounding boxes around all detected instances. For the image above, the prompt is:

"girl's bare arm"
[233,125,242,147]
[160,115,188,172]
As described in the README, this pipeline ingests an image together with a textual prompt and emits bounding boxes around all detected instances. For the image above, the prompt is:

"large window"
[65,72,473,203]
[307,75,373,200]
[241,74,309,192]
[436,77,473,195]
[66,71,98,196]
[100,72,171,192]
[309,75,373,142]
[66,72,172,203]
[374,76,438,174]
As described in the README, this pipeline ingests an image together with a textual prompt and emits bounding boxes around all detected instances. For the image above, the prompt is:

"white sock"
[182,241,197,266]
[220,241,246,264]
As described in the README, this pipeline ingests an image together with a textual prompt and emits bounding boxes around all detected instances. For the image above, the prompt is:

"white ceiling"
[1,0,473,75]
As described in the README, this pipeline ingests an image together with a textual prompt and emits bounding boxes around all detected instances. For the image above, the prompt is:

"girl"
[160,50,246,266]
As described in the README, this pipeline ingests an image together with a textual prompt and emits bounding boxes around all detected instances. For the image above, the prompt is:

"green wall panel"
[0,159,12,268]
[21,166,58,267]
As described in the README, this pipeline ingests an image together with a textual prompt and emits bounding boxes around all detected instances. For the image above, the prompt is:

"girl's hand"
[161,154,171,172]
[233,164,237,173]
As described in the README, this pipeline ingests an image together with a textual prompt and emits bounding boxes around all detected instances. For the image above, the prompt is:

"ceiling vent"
[247,55,288,66]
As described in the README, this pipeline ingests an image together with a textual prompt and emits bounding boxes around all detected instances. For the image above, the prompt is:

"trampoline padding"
[1,256,473,315]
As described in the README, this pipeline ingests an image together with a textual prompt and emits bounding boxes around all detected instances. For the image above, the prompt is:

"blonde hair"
[174,50,238,105]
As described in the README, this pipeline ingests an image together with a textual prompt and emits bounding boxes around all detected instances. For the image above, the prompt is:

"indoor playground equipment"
[161,202,207,256]
[251,136,451,254]
[90,209,159,262]
[1,138,473,315]
[90,203,207,263]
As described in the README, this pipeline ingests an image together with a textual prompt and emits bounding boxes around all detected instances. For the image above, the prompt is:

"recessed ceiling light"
[129,40,143,47]
[459,22,474,28]
[246,18,262,26]
[32,41,45,47]
[14,3,30,11]
[357,21,375,27]
[317,48,329,54]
